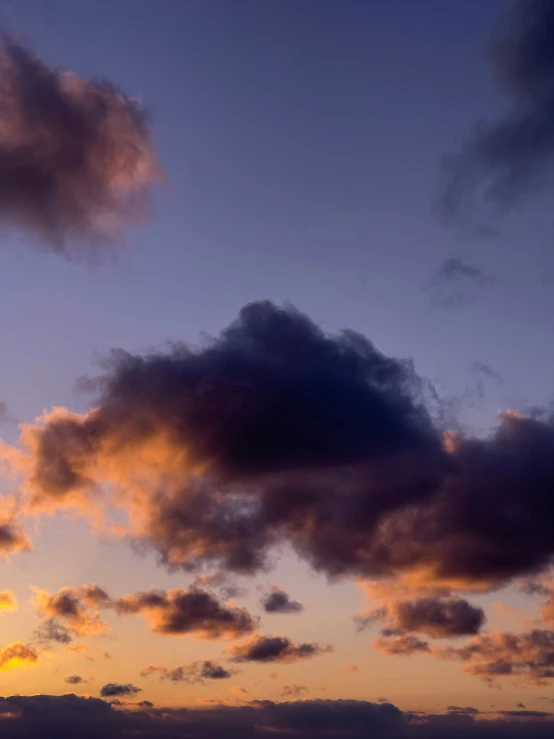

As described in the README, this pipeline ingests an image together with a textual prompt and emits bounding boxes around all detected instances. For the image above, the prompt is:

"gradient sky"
[2,0,554,733]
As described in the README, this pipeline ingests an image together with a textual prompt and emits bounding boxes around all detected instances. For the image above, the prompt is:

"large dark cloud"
[0,33,160,259]
[437,0,554,226]
[227,635,333,664]
[261,587,303,614]
[15,301,554,591]
[0,695,553,739]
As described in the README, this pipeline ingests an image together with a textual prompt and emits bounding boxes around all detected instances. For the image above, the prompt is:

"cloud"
[11,301,445,576]
[435,627,554,684]
[0,642,39,671]
[391,597,485,638]
[7,301,554,595]
[437,0,554,226]
[140,660,232,683]
[261,586,303,614]
[0,33,160,259]
[0,590,17,612]
[99,683,141,698]
[228,635,333,664]
[0,524,31,557]
[64,675,86,685]
[2,695,554,739]
[374,633,431,656]
[33,585,111,637]
[281,684,308,699]
[356,587,485,639]
[115,587,258,639]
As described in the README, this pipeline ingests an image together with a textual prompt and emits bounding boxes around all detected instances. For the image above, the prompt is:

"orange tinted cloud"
[0,590,17,613]
[0,642,39,671]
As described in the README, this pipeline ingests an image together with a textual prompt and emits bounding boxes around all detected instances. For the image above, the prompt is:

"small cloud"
[100,683,141,698]
[228,635,333,664]
[281,684,308,699]
[261,587,303,614]
[64,675,87,685]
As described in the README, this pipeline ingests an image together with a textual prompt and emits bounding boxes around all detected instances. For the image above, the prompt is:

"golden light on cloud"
[0,642,39,671]
[0,590,17,612]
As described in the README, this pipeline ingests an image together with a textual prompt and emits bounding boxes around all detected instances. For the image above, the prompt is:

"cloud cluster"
[64,675,86,685]
[437,628,554,685]
[261,587,303,614]
[227,635,333,664]
[0,695,553,739]
[0,33,160,258]
[141,660,232,683]
[437,0,554,226]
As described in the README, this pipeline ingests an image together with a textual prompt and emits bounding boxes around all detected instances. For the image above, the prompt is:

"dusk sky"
[2,1,554,737]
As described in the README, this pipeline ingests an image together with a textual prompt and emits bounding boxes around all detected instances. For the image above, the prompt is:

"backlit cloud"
[115,587,258,639]
[261,586,303,614]
[141,660,232,683]
[0,33,160,259]
[228,635,333,664]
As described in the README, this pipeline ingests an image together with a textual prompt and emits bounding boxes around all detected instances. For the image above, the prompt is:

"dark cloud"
[436,628,554,684]
[393,597,485,638]
[115,587,257,639]
[64,675,86,685]
[99,683,141,698]
[2,695,553,739]
[356,597,484,639]
[0,33,160,259]
[437,0,554,226]
[140,660,232,683]
[15,301,554,592]
[447,706,480,715]
[24,300,446,577]
[228,635,333,664]
[261,587,303,614]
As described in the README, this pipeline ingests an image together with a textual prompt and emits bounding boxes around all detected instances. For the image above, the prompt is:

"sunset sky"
[2,1,554,737]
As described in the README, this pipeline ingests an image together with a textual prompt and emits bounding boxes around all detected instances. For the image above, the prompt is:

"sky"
[2,1,554,737]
